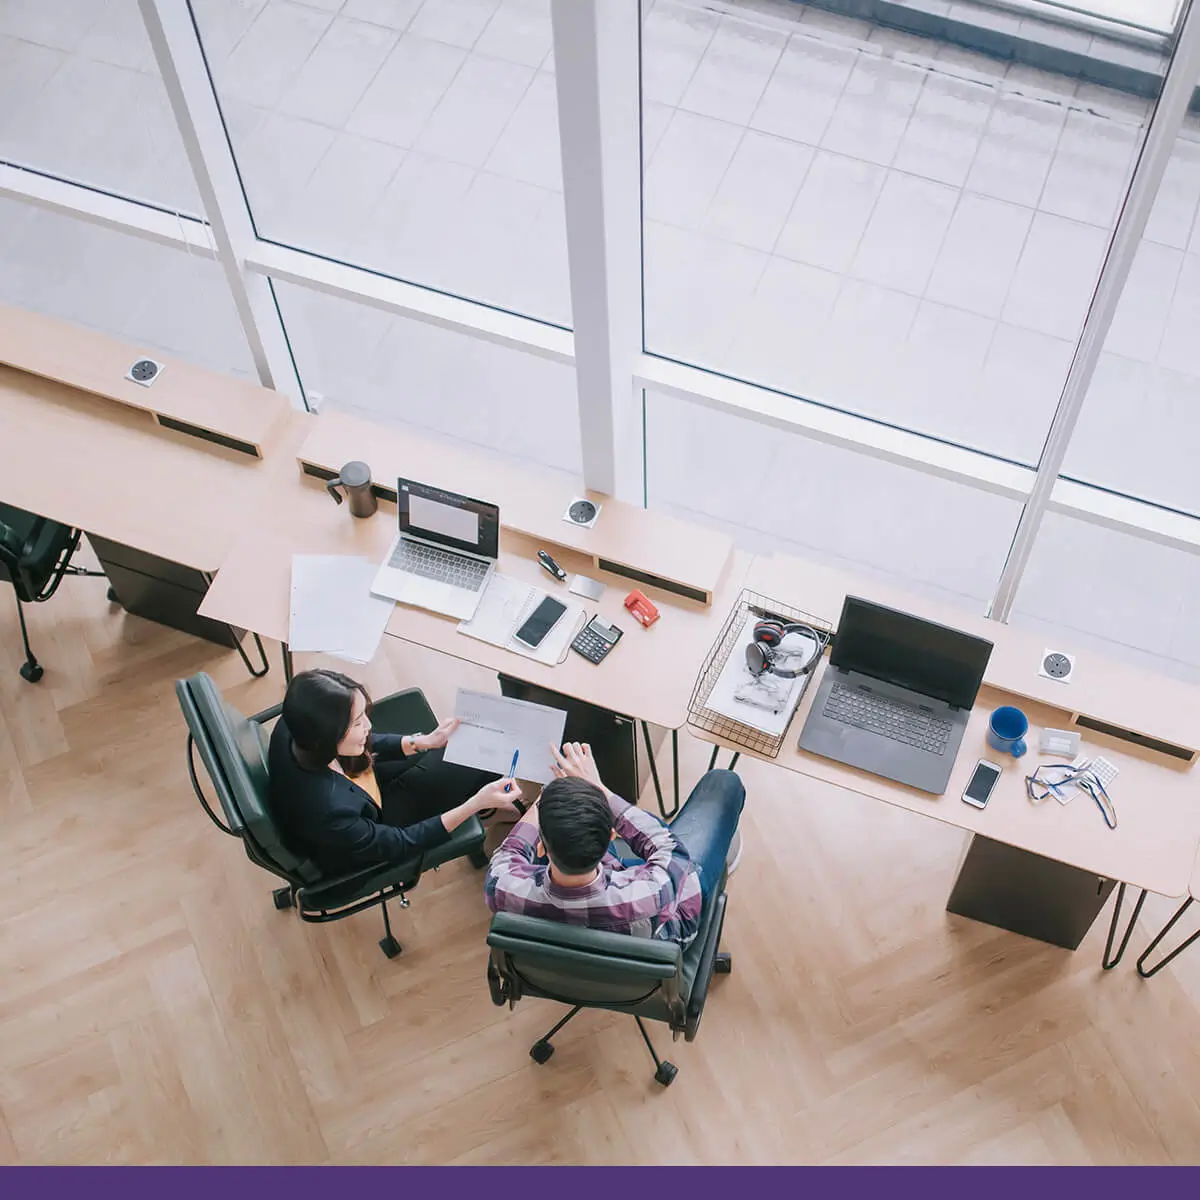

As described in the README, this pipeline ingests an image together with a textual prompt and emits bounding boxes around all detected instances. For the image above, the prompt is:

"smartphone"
[514,596,568,649]
[962,759,1002,810]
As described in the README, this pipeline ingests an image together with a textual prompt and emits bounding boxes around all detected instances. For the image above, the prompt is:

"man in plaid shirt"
[484,742,744,945]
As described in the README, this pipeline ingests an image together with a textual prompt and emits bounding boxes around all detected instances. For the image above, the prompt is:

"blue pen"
[506,749,519,792]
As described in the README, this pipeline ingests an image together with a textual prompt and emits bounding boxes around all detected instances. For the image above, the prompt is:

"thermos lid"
[339,461,371,488]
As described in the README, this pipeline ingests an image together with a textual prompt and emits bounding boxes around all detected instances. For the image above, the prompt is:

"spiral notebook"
[457,573,585,666]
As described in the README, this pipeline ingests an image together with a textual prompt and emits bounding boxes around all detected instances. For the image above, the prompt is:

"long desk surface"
[5,305,1200,906]
[199,469,750,731]
[688,554,1200,898]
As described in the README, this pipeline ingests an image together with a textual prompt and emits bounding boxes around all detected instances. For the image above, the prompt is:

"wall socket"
[1038,649,1075,684]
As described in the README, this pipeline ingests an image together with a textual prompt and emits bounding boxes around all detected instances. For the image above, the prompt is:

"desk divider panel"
[296,411,733,605]
[0,303,287,457]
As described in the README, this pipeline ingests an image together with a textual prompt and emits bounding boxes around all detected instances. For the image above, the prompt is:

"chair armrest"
[681,890,728,1042]
[297,857,419,910]
[249,701,284,725]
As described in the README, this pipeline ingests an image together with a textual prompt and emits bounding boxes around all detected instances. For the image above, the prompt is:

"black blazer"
[268,718,450,873]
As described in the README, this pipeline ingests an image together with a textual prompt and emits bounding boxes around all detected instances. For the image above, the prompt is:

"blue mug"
[988,705,1028,757]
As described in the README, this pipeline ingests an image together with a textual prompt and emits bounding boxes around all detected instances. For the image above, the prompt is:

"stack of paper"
[289,555,394,665]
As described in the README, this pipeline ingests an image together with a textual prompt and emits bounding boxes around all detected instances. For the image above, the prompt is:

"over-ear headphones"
[745,620,822,679]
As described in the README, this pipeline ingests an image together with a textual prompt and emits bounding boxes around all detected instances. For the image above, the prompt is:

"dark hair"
[538,777,613,875]
[282,669,373,774]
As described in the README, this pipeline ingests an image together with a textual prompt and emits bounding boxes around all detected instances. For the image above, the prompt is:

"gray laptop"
[370,478,500,621]
[799,596,993,795]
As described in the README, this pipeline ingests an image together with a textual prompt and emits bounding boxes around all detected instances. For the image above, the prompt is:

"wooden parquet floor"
[3,560,1200,1164]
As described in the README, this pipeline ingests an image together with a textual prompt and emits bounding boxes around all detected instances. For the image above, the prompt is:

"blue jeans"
[616,770,745,905]
[668,769,745,904]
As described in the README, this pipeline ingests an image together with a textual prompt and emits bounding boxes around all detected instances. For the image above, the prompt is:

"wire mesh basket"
[687,589,833,759]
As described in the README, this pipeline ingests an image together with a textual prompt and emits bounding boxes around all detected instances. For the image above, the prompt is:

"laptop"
[369,478,500,621]
[798,595,993,795]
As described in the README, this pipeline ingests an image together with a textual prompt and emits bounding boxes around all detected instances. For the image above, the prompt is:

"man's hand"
[550,742,607,791]
[471,776,523,815]
[414,717,460,752]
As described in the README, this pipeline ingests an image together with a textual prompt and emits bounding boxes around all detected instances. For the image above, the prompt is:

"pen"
[506,749,519,792]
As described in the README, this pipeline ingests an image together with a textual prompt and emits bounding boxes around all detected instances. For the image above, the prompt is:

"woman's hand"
[471,776,523,815]
[550,742,606,791]
[411,717,460,753]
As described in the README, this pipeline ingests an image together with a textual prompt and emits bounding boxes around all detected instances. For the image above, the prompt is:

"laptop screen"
[398,478,500,559]
[830,596,993,710]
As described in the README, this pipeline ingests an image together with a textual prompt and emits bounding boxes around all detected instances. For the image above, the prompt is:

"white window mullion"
[138,0,304,407]
[551,0,644,502]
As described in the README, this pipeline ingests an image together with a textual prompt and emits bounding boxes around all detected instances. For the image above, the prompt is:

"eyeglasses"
[1025,764,1117,830]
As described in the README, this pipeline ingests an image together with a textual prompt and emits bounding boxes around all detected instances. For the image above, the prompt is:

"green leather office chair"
[0,502,105,682]
[176,671,488,960]
[486,880,731,1087]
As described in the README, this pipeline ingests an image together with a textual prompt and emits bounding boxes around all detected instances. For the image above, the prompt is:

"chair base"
[19,659,44,683]
[527,1005,679,1087]
[379,936,403,959]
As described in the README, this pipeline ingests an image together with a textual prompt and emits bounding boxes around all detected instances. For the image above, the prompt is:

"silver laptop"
[798,596,993,795]
[370,478,500,621]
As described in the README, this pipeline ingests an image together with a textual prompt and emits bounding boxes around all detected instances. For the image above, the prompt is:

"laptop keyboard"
[388,540,490,592]
[824,682,953,755]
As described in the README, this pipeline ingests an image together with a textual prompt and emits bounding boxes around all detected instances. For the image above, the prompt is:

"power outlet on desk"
[126,357,164,387]
[1038,649,1075,684]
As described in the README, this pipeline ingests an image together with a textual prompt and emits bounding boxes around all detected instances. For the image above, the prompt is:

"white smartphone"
[962,759,1002,810]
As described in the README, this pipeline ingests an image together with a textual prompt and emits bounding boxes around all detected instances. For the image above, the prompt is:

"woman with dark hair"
[268,668,518,873]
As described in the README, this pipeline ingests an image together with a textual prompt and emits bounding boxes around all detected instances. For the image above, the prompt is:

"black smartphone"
[962,759,1002,810]
[514,596,569,649]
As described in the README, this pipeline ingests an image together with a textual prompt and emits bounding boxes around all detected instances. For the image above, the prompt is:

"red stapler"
[624,589,660,628]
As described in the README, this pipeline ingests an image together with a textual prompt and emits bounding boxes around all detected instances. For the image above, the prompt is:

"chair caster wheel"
[467,847,489,870]
[107,586,119,603]
[272,887,294,910]
[654,1061,678,1087]
[530,1041,554,1065]
[714,952,732,974]
[19,661,44,683]
[379,936,403,959]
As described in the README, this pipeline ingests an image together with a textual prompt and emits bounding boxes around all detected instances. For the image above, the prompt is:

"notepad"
[457,573,585,666]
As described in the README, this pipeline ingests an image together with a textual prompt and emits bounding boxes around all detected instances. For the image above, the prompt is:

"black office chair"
[0,502,105,682]
[176,671,488,960]
[486,878,731,1087]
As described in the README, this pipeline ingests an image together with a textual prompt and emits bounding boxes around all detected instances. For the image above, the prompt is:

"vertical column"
[138,0,305,407]
[551,0,645,502]
[988,1,1200,621]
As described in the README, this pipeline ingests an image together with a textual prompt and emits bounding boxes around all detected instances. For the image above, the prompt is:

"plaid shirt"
[484,794,703,945]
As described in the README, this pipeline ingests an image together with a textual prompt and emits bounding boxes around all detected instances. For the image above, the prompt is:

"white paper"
[443,688,568,784]
[703,619,818,738]
[458,573,587,666]
[289,555,394,665]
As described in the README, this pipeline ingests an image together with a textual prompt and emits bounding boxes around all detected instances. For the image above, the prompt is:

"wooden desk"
[0,303,286,457]
[692,552,1200,949]
[0,311,298,672]
[297,410,731,605]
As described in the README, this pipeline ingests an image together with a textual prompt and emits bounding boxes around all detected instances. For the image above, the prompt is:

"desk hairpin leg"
[282,644,294,685]
[1102,883,1147,969]
[233,631,270,679]
[1136,897,1200,978]
[706,746,742,773]
[642,723,680,821]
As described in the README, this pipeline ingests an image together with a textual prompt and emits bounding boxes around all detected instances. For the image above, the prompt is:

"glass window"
[645,389,1021,607]
[1011,512,1200,684]
[193,0,571,327]
[0,197,255,378]
[1061,71,1200,517]
[272,280,581,475]
[640,0,1160,466]
[0,0,202,214]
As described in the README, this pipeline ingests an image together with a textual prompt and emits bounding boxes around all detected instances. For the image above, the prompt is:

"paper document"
[443,688,568,785]
[289,555,394,665]
[458,573,585,666]
[703,618,819,738]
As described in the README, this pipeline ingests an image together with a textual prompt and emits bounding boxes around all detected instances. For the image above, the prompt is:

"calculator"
[571,616,623,664]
